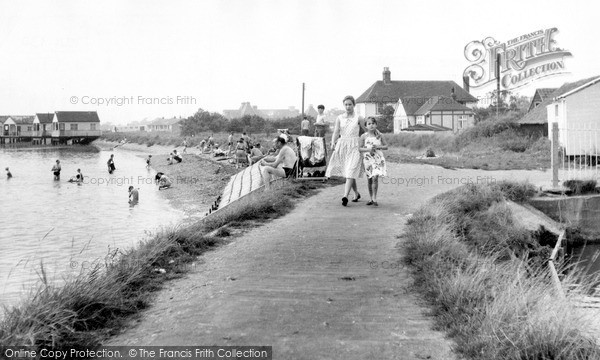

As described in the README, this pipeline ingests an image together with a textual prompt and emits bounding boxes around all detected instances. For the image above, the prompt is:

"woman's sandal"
[351,193,361,202]
[366,200,374,205]
[373,201,378,206]
[342,197,348,206]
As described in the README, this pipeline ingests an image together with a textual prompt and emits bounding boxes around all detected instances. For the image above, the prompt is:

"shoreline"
[94,139,238,221]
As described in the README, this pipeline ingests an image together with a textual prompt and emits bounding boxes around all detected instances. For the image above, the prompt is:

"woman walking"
[325,95,367,206]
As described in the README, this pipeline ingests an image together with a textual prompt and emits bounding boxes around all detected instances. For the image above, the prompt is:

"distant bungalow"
[1,111,101,145]
[114,117,182,134]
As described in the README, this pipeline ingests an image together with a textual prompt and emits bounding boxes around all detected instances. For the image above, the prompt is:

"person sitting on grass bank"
[259,135,297,190]
[248,143,264,166]
[155,172,172,190]
[173,149,183,163]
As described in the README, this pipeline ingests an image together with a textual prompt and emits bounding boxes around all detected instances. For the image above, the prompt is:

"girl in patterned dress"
[325,95,368,206]
[359,117,387,206]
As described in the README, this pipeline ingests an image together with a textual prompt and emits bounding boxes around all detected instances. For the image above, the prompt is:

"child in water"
[51,160,61,180]
[359,117,387,206]
[107,154,116,174]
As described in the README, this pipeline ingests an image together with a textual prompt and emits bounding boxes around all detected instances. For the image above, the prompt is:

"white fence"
[551,122,600,186]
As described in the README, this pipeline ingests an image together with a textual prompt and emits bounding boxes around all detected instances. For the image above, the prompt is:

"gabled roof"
[35,113,55,124]
[527,88,557,112]
[536,88,557,101]
[356,80,477,104]
[55,111,100,123]
[8,116,35,125]
[305,104,318,118]
[519,76,600,125]
[414,96,472,116]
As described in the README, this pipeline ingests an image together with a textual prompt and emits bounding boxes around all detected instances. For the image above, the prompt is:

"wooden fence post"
[552,122,559,188]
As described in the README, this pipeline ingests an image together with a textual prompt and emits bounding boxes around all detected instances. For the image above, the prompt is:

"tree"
[377,105,395,133]
[180,108,227,135]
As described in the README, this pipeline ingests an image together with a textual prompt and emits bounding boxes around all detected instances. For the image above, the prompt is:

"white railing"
[551,122,600,186]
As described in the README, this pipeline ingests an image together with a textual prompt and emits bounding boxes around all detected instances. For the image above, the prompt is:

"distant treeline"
[179,108,396,136]
[179,109,307,136]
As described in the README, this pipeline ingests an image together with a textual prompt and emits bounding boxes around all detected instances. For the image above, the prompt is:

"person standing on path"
[359,117,388,206]
[325,95,368,206]
[314,105,326,138]
[301,116,310,136]
[51,159,61,180]
[6,167,12,179]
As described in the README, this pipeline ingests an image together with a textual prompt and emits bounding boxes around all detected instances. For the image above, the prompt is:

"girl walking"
[325,95,367,206]
[359,117,387,206]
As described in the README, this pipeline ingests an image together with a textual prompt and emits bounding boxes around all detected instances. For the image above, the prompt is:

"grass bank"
[384,117,551,170]
[402,181,600,359]
[0,180,329,352]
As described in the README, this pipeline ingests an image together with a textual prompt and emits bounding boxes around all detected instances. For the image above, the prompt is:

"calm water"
[0,147,183,307]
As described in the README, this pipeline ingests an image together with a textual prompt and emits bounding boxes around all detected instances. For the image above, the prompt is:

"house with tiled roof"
[356,67,477,133]
[519,76,600,137]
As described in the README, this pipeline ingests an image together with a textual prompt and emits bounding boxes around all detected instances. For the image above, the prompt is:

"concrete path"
[106,163,551,359]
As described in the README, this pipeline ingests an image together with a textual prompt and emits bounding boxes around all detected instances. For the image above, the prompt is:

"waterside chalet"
[1,111,101,145]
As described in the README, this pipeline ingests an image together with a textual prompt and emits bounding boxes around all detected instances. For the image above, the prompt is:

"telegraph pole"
[301,83,305,119]
[496,53,501,120]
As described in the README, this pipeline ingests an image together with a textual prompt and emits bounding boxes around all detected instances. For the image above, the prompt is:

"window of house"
[91,123,96,130]
[70,124,78,131]
[59,123,65,131]
[555,104,559,117]
[376,102,384,115]
[458,115,468,129]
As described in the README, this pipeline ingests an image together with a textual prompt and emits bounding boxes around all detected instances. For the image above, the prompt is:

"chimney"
[451,87,457,102]
[383,67,391,84]
[463,75,470,93]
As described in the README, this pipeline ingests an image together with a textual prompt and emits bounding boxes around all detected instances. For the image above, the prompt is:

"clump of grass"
[402,182,600,359]
[563,179,598,195]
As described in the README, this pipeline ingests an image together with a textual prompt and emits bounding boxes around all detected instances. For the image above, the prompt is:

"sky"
[0,0,598,125]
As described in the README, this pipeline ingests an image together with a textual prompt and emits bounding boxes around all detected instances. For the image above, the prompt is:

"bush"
[563,179,598,195]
